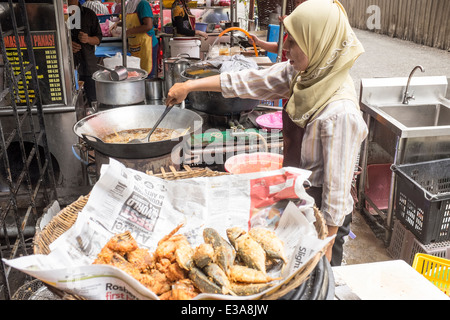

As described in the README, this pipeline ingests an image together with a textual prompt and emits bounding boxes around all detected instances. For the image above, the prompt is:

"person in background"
[112,0,122,14]
[122,0,158,78]
[248,0,306,61]
[69,0,103,104]
[166,0,368,266]
[171,0,208,39]
[82,0,110,15]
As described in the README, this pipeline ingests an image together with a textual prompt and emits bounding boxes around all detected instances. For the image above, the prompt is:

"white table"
[332,260,449,300]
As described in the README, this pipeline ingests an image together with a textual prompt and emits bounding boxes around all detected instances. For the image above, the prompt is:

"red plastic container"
[365,163,392,212]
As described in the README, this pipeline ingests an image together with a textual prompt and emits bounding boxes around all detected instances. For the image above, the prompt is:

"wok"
[73,105,203,159]
[181,65,260,115]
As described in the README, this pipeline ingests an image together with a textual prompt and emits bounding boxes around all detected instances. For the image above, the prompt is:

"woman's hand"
[248,34,260,46]
[166,74,221,107]
[166,81,190,107]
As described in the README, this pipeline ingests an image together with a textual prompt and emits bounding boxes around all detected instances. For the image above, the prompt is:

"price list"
[3,30,64,106]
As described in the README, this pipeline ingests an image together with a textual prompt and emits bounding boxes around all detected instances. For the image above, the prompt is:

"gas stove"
[180,106,284,170]
[86,102,283,176]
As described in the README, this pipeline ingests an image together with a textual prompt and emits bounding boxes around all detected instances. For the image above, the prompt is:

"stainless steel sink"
[379,103,450,127]
[359,76,450,138]
[363,101,450,138]
[358,74,450,244]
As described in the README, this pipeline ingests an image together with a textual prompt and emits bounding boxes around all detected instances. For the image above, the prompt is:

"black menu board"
[3,30,64,106]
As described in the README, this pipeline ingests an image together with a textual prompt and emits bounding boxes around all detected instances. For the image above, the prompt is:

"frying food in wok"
[103,128,181,144]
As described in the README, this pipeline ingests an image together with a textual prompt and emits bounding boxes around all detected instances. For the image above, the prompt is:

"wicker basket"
[33,166,328,300]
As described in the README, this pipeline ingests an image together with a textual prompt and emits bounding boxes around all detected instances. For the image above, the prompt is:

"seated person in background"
[171,0,208,39]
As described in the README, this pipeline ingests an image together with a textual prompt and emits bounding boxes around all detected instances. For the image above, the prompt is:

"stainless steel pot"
[163,55,200,97]
[73,104,203,159]
[181,66,260,115]
[93,68,147,106]
[145,78,163,100]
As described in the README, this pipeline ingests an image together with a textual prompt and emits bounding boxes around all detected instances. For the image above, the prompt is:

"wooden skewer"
[181,127,191,136]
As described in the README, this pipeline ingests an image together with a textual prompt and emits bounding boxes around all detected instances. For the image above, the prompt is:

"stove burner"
[94,150,180,177]
[190,108,255,130]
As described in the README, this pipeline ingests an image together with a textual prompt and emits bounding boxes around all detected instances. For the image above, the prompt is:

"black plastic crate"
[391,159,450,244]
[387,219,450,265]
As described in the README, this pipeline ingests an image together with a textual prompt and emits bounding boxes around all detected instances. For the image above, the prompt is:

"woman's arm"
[166,62,294,106]
[165,75,221,106]
[249,34,279,54]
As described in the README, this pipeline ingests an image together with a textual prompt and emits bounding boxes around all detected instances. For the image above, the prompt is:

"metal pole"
[230,0,235,47]
[122,0,127,67]
[276,0,287,62]
[249,0,255,20]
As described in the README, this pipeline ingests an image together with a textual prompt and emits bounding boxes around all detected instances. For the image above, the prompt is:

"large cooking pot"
[73,105,203,159]
[181,65,260,115]
[163,55,200,97]
[93,68,147,106]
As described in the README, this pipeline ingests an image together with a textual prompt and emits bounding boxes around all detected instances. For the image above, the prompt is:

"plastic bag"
[103,52,141,69]
[100,20,112,37]
[219,54,259,73]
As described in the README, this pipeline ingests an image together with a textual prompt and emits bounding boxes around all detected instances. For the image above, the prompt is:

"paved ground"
[350,29,450,98]
[342,28,450,266]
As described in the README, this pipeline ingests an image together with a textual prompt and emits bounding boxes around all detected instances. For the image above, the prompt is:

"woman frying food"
[166,0,368,266]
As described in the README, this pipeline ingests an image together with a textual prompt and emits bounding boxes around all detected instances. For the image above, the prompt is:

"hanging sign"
[3,30,64,106]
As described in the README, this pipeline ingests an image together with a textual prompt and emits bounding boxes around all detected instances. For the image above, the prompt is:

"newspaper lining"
[4,159,333,300]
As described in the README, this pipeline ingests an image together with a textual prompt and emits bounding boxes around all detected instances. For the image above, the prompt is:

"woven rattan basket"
[33,165,328,300]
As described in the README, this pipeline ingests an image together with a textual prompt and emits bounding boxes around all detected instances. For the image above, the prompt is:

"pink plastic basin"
[224,152,284,174]
[255,111,283,131]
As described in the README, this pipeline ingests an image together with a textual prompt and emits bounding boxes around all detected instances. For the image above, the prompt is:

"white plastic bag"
[103,52,141,69]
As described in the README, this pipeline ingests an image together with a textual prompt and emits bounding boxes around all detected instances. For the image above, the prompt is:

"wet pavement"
[342,29,450,265]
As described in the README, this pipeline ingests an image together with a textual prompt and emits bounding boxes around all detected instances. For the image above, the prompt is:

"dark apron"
[282,107,350,266]
[281,108,322,206]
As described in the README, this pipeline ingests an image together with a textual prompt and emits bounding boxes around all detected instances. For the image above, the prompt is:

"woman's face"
[283,33,309,72]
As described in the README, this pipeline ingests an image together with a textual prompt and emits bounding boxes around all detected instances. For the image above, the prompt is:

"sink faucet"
[402,65,425,104]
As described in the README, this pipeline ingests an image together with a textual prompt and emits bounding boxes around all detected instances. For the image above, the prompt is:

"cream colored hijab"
[283,0,364,128]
